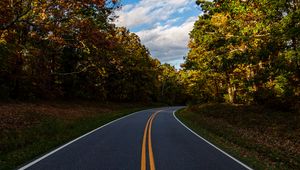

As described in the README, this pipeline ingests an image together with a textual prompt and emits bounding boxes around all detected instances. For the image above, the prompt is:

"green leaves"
[184,0,300,106]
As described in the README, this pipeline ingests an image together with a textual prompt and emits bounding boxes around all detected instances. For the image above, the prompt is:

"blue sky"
[115,0,201,68]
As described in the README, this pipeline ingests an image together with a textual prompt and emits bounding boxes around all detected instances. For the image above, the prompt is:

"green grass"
[0,102,160,170]
[176,103,300,170]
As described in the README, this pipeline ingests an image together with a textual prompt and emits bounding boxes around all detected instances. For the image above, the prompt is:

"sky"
[114,0,201,68]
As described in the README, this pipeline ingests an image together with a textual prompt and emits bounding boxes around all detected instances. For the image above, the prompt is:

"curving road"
[19,107,252,170]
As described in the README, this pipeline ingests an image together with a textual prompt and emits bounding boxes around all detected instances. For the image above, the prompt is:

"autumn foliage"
[0,0,183,103]
[183,0,300,108]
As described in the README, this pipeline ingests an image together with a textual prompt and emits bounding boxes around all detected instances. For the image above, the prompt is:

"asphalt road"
[19,107,251,170]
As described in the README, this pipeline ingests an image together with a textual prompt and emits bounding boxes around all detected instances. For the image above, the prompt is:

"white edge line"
[18,109,148,170]
[173,110,253,170]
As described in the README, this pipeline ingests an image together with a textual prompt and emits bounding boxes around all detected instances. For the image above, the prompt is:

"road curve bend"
[19,107,251,170]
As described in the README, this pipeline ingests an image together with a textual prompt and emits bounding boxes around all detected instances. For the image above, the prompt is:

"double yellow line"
[141,110,162,170]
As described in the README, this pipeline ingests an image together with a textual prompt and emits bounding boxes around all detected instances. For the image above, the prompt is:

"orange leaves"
[0,0,155,102]
[91,0,105,6]
[48,35,66,45]
[0,0,14,26]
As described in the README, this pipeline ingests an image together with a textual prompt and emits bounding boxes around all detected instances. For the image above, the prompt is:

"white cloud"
[115,0,191,28]
[136,16,197,63]
[114,0,199,67]
[178,6,192,14]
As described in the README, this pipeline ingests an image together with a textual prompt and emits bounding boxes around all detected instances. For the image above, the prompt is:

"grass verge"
[176,103,300,170]
[0,101,160,170]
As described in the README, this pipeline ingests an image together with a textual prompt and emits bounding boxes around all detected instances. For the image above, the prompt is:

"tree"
[184,0,300,106]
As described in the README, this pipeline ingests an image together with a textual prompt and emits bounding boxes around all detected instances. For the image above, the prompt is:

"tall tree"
[184,0,300,106]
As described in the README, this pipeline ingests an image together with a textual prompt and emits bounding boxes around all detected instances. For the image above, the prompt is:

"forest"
[1,0,299,109]
[0,0,299,169]
[0,0,185,104]
[183,0,300,109]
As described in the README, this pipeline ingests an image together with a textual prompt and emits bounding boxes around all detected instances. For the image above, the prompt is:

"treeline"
[1,0,299,108]
[182,0,300,108]
[0,0,187,104]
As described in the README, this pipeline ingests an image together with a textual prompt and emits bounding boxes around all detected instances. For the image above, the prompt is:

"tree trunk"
[226,72,236,103]
[227,83,237,103]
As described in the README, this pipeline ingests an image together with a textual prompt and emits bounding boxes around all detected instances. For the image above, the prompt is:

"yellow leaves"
[228,42,248,56]
[188,39,197,49]
[211,13,229,27]
[0,30,8,44]
[97,67,106,76]
[80,41,90,54]
[233,64,247,75]
[239,42,247,52]
[0,38,6,44]
[40,10,47,20]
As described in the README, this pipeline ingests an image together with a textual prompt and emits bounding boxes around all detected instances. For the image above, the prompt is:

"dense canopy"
[0,0,299,108]
[0,0,183,103]
[183,0,300,108]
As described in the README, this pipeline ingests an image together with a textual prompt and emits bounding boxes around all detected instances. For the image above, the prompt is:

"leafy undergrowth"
[0,101,157,170]
[177,103,300,170]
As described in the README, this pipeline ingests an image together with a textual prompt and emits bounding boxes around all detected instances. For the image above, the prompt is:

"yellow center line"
[141,113,154,170]
[141,110,162,170]
[148,111,159,170]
